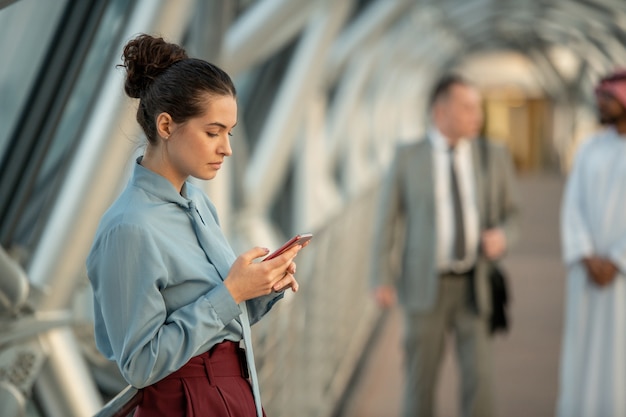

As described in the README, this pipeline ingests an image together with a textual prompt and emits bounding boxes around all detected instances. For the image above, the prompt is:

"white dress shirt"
[429,128,480,273]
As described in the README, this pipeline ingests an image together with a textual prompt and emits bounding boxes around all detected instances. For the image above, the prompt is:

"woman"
[87,34,302,417]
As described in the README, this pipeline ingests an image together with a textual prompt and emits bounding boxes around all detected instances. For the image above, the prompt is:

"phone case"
[263,233,313,261]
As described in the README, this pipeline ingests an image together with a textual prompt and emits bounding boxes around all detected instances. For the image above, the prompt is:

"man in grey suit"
[371,74,519,417]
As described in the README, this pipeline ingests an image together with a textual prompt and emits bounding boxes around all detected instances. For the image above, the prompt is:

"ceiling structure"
[2,1,626,416]
[418,0,626,99]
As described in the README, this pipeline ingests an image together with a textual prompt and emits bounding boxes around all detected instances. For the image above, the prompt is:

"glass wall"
[0,0,68,161]
[0,0,134,267]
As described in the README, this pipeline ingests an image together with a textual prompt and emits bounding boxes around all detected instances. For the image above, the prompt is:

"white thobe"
[557,127,626,417]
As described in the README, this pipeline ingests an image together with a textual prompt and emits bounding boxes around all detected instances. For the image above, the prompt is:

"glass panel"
[0,0,68,163]
[9,0,133,264]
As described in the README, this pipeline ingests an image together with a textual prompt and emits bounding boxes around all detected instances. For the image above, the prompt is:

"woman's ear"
[156,112,173,139]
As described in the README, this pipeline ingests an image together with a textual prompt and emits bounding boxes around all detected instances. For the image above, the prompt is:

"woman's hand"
[224,245,302,304]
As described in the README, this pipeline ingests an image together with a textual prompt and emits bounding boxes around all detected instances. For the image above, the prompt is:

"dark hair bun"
[121,34,188,98]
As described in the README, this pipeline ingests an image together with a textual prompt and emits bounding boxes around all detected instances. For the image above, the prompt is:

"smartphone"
[263,233,313,261]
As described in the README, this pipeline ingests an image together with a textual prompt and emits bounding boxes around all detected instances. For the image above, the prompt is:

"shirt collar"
[428,127,449,151]
[428,127,470,153]
[131,157,191,208]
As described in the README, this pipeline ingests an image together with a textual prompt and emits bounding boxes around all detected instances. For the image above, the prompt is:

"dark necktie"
[449,147,466,261]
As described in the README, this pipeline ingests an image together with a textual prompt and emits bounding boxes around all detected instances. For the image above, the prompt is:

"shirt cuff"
[246,292,284,325]
[563,244,593,267]
[205,283,241,326]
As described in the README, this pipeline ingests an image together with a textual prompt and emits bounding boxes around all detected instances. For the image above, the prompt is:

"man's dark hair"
[428,73,471,109]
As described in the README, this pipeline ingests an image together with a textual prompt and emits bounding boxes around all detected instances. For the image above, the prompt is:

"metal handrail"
[0,245,29,315]
[92,385,142,417]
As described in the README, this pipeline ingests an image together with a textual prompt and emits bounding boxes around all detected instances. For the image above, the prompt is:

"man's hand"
[373,285,397,309]
[482,228,507,260]
[583,256,618,287]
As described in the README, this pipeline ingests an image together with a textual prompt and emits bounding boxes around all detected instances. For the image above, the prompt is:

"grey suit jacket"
[370,137,520,314]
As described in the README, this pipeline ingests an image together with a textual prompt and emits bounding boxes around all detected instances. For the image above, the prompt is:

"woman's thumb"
[245,246,271,262]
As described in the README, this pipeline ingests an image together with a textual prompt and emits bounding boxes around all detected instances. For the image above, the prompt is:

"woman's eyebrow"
[205,121,238,129]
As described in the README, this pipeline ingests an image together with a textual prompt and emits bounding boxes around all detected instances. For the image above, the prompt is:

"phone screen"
[263,233,313,261]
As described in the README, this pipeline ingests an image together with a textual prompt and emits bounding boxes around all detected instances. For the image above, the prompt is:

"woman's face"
[164,93,237,184]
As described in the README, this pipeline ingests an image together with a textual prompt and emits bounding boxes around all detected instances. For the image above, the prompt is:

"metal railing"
[254,187,382,417]
[94,386,142,417]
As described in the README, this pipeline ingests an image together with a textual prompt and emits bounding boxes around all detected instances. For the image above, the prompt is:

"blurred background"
[0,0,624,416]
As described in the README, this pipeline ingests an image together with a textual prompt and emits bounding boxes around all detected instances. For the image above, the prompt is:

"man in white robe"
[558,69,626,417]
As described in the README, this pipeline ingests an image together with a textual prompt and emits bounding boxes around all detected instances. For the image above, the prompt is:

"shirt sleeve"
[246,292,285,326]
[87,223,241,388]
[370,144,406,288]
[560,142,594,266]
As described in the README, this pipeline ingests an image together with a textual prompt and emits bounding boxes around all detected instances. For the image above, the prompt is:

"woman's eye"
[207,132,219,138]
[228,132,233,137]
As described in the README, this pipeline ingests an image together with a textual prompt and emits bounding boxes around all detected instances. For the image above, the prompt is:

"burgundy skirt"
[134,341,266,417]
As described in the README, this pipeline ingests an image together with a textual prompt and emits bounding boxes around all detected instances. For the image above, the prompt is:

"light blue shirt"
[87,158,282,388]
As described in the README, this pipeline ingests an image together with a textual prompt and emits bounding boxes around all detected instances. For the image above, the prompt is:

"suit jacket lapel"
[471,140,487,230]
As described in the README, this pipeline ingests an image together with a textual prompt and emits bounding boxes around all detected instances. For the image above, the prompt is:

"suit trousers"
[134,341,266,417]
[402,276,493,417]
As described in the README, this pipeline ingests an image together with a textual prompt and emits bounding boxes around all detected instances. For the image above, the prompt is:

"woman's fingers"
[225,244,303,302]
[264,244,301,270]
[272,273,299,293]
